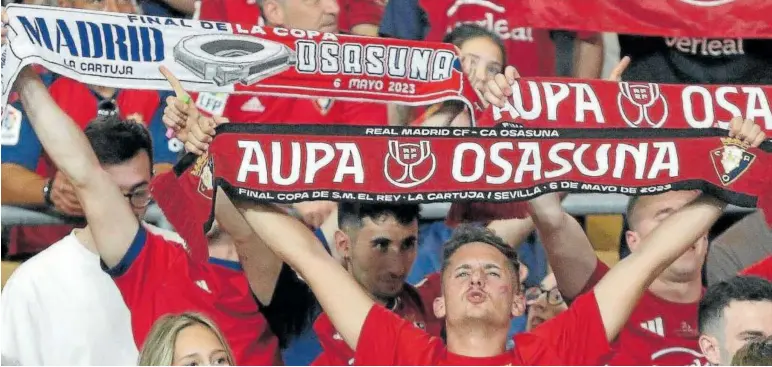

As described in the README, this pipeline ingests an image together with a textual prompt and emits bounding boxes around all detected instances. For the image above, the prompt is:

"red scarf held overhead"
[498,0,772,38]
[206,124,772,222]
[151,78,772,259]
[476,78,772,132]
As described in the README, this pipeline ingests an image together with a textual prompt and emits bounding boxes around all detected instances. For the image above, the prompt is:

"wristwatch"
[43,178,55,208]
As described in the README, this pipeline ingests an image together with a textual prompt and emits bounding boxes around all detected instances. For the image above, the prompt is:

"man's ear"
[261,0,286,26]
[334,229,351,262]
[433,296,446,319]
[625,230,641,252]
[511,292,525,318]
[698,334,722,365]
[518,261,529,283]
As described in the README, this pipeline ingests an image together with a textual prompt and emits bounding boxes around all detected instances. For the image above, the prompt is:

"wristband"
[42,177,55,207]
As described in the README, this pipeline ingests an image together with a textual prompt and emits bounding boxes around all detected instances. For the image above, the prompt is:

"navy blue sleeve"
[378,0,427,40]
[100,226,148,277]
[1,101,43,170]
[148,91,184,165]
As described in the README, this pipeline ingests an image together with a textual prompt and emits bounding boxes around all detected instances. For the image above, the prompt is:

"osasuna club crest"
[710,137,755,186]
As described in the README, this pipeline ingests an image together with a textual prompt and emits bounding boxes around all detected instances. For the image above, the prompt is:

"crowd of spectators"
[1,0,771,366]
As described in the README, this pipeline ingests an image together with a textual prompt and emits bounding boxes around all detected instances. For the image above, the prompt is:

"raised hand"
[159,66,194,140]
[482,65,520,108]
[50,171,84,217]
[729,116,767,148]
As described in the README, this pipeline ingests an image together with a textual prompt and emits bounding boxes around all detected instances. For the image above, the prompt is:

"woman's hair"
[137,312,235,366]
[732,336,772,366]
[443,24,507,65]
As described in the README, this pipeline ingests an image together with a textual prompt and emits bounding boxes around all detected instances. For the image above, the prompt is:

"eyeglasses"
[123,189,153,209]
[524,286,564,306]
[97,99,120,117]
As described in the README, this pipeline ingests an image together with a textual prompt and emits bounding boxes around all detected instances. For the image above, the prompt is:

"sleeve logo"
[191,152,215,199]
[1,104,22,146]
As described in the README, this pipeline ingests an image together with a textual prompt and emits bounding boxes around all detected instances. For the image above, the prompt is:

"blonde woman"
[138,313,234,366]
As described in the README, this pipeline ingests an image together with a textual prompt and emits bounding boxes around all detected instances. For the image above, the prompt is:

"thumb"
[504,65,520,84]
[607,56,631,82]
[159,65,191,104]
[213,116,230,126]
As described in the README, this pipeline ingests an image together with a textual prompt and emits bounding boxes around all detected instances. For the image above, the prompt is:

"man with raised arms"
[220,112,762,364]
[482,61,768,364]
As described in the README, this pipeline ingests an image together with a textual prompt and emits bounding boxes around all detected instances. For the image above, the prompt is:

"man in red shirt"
[698,276,772,365]
[158,104,535,364]
[7,61,281,365]
[517,121,767,365]
[165,110,535,364]
[227,171,742,365]
[526,190,714,365]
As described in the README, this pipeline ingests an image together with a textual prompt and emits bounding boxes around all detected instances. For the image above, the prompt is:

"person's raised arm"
[527,193,598,299]
[213,185,283,305]
[11,66,138,267]
[594,117,766,342]
[487,217,535,249]
[484,58,632,299]
[572,33,604,79]
[234,198,375,351]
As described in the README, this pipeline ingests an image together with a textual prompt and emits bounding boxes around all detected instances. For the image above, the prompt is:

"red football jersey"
[194,93,388,126]
[198,0,261,25]
[311,281,443,365]
[581,259,707,365]
[354,290,609,365]
[419,0,555,77]
[106,227,281,365]
[741,255,772,282]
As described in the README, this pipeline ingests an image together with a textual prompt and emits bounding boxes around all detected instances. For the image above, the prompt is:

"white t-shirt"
[0,224,183,365]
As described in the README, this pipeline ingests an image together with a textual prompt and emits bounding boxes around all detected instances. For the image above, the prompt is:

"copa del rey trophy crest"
[384,140,437,188]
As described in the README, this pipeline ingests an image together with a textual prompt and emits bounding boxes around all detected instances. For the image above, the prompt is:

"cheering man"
[1,13,282,362]
[221,111,763,364]
[227,175,752,364]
